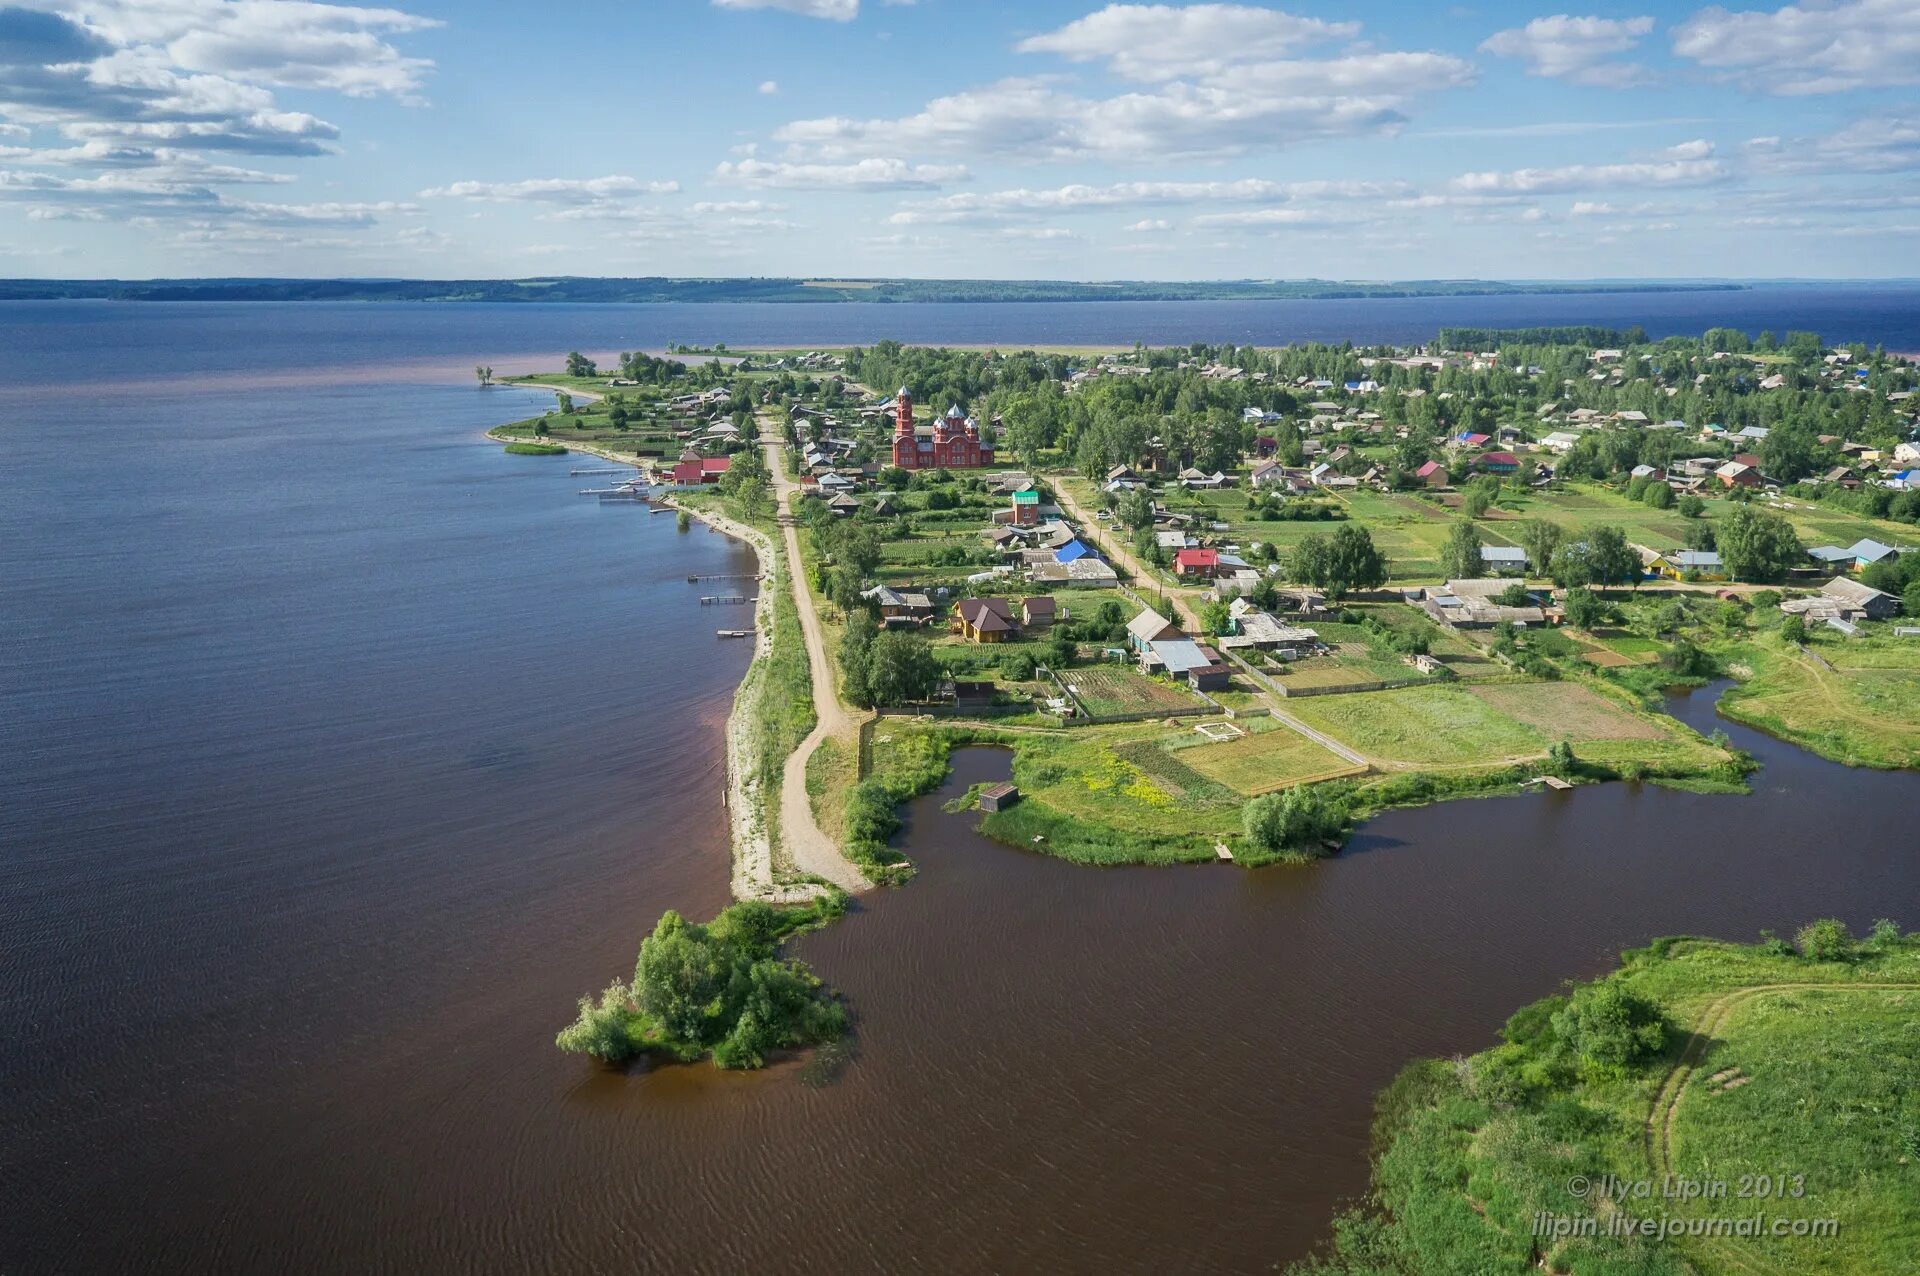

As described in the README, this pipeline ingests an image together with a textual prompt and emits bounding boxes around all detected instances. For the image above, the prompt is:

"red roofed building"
[890,388,993,470]
[1415,460,1448,487]
[670,456,733,485]
[1174,547,1219,579]
[1475,451,1519,474]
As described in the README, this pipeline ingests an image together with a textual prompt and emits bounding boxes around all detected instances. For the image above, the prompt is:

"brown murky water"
[5,321,1917,1273]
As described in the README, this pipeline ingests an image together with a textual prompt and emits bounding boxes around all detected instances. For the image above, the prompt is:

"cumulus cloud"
[773,61,1470,164]
[0,0,438,237]
[1125,217,1171,231]
[757,79,778,94]
[1480,14,1654,87]
[1191,206,1338,228]
[714,156,968,189]
[1449,157,1728,194]
[1673,0,1920,94]
[1014,3,1358,81]
[764,8,1471,165]
[711,0,858,20]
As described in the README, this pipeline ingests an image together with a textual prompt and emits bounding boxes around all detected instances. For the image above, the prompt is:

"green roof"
[1012,488,1039,503]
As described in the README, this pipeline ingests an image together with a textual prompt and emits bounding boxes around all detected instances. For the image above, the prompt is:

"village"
[498,329,1920,873]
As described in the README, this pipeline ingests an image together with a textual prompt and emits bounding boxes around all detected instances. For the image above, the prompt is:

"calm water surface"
[2,303,1917,1273]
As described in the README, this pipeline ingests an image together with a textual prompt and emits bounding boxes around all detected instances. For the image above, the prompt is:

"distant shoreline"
[0,278,1757,305]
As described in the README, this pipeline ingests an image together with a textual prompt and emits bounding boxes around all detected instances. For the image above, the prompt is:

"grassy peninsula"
[1292,922,1920,1275]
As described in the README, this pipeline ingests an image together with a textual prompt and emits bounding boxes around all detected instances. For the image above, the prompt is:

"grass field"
[1309,932,1920,1275]
[1497,482,1919,560]
[1286,680,1718,771]
[1719,635,1920,768]
[1173,721,1363,794]
[1286,683,1545,766]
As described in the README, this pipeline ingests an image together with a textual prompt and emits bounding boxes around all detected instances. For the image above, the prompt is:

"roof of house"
[1012,488,1040,504]
[1415,460,1445,477]
[1174,548,1219,570]
[1127,607,1177,644]
[1822,577,1894,608]
[1671,550,1722,568]
[1149,638,1212,675]
[956,597,1016,631]
[1478,450,1520,466]
[1022,595,1057,616]
[1055,538,1094,563]
[1481,545,1529,563]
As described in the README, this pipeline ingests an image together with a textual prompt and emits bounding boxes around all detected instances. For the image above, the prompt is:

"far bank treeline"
[0,277,1746,304]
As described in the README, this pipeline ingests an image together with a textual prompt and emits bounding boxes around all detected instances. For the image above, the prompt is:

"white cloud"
[1745,116,1920,174]
[774,59,1470,164]
[1449,157,1728,194]
[714,156,968,189]
[419,176,680,203]
[996,226,1076,240]
[888,177,1408,224]
[757,79,778,94]
[1014,3,1359,81]
[1191,207,1337,228]
[1663,138,1714,159]
[1672,0,1920,94]
[711,0,858,20]
[1481,15,1654,88]
[1124,218,1171,231]
[690,199,786,214]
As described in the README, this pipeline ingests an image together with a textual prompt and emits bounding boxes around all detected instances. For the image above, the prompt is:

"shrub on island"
[556,895,847,1070]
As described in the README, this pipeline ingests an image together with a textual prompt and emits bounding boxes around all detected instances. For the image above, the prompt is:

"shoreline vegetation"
[1291,923,1920,1275]
[0,277,1754,305]
[504,326,1915,1078]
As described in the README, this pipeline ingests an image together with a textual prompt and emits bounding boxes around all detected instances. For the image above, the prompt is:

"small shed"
[978,782,1020,812]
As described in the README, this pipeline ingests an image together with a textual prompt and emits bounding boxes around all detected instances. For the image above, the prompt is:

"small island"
[498,331,1920,1068]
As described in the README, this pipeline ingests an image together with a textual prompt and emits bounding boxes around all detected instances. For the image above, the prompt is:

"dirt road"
[763,437,870,892]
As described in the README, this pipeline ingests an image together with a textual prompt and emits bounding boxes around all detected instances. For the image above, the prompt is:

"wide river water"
[2,296,1917,1273]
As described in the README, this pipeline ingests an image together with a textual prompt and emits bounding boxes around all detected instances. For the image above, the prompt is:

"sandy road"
[763,437,871,892]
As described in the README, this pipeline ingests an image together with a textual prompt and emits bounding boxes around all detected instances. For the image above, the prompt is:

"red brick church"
[890,388,992,470]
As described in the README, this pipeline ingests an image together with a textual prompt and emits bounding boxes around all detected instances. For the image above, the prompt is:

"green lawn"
[1286,683,1545,766]
[1718,634,1920,768]
[1302,933,1920,1275]
[1173,719,1363,794]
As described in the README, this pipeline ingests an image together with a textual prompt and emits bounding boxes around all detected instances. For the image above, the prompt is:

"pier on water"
[700,595,755,606]
[688,573,758,583]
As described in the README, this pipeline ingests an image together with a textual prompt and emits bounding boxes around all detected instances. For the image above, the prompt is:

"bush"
[1243,784,1349,858]
[1795,917,1855,961]
[1550,982,1670,1077]
[504,441,567,455]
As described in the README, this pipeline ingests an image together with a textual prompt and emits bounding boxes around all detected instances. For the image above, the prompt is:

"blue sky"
[1,0,1917,279]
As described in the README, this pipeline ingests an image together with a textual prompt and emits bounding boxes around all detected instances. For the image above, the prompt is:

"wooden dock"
[1214,842,1235,861]
[688,573,758,583]
[716,628,754,639]
[700,595,755,606]
[1527,776,1573,791]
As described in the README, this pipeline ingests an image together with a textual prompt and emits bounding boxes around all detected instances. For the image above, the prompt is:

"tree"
[1551,982,1669,1078]
[1905,579,1920,620]
[1242,785,1348,858]
[1563,586,1602,630]
[1199,599,1232,637]
[1520,518,1563,575]
[1717,503,1803,583]
[533,417,550,439]
[1316,524,1389,599]
[1641,481,1674,509]
[1586,525,1639,590]
[475,365,493,387]
[1547,740,1577,775]
[565,351,597,378]
[866,631,940,706]
[1778,613,1806,646]
[1440,520,1485,579]
[839,616,878,707]
[1678,493,1706,518]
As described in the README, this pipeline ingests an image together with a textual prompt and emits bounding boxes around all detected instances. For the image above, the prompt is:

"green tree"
[475,364,493,387]
[866,630,940,706]
[1520,518,1563,575]
[1563,586,1602,630]
[1242,785,1348,858]
[565,351,597,378]
[1678,493,1705,518]
[1440,520,1485,579]
[1641,481,1674,509]
[1717,503,1803,583]
[839,616,878,707]
[1550,982,1669,1078]
[1585,525,1639,590]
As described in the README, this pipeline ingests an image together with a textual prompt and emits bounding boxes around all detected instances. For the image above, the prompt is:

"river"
[1,301,1916,1273]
